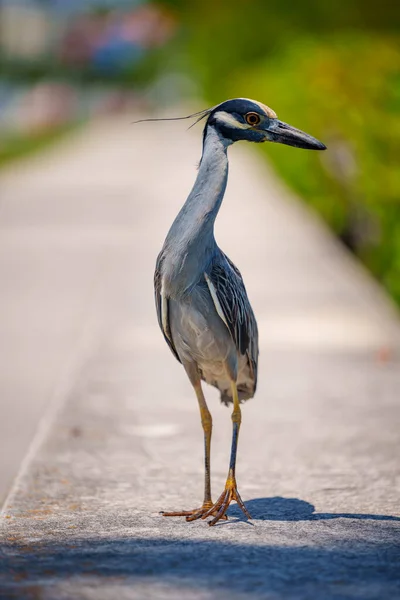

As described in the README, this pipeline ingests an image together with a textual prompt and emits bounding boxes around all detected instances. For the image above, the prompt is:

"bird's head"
[204,98,326,151]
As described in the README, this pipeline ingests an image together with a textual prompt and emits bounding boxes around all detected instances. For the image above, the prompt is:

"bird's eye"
[245,112,261,126]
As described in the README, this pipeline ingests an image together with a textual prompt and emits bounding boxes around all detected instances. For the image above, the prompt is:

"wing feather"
[206,253,258,389]
[154,252,181,363]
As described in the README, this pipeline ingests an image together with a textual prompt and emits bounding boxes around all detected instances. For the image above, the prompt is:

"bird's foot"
[202,475,251,526]
[161,501,228,522]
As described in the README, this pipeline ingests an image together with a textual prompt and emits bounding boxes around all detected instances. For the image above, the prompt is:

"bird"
[150,98,326,525]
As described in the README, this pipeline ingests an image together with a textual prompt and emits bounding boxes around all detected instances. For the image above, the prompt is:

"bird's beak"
[264,119,326,150]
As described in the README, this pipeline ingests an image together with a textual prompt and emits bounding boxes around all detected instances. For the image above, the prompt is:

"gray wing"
[154,252,181,363]
[207,252,258,390]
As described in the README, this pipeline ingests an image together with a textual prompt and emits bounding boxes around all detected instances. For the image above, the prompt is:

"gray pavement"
[1,116,400,599]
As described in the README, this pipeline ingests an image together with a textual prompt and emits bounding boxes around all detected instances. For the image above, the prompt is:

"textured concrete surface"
[1,116,400,599]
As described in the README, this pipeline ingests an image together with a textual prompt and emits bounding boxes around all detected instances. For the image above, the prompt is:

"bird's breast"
[169,293,232,363]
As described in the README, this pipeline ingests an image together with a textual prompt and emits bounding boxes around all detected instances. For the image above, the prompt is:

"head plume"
[132,107,213,129]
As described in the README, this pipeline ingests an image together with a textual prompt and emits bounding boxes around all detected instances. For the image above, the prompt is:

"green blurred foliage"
[0,123,79,168]
[159,0,400,305]
[234,35,400,301]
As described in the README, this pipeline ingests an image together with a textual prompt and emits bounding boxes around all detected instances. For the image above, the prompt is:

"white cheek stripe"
[213,111,249,130]
[204,272,229,329]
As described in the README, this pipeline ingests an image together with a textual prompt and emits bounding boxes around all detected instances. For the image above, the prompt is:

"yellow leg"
[202,380,251,526]
[195,383,213,507]
[162,381,227,521]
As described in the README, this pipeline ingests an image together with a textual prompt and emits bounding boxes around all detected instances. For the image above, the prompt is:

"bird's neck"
[171,125,230,242]
[161,126,231,294]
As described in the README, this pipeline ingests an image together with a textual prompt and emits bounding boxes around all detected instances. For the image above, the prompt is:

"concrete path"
[1,116,400,599]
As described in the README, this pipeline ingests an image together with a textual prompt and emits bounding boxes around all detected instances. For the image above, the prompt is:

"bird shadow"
[2,497,399,598]
[225,496,400,524]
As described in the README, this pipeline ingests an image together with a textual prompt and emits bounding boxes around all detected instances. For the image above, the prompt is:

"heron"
[150,98,326,525]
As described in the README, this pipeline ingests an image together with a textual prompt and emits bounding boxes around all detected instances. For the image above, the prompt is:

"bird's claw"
[161,502,228,522]
[202,477,251,526]
[161,477,250,526]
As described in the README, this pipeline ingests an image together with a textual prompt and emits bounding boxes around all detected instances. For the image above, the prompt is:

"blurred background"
[2,3,400,582]
[1,0,400,305]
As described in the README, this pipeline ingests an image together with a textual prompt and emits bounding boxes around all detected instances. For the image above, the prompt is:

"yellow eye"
[245,112,261,126]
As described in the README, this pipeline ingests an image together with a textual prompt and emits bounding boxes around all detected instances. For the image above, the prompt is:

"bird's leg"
[202,380,251,526]
[198,383,213,506]
[162,381,226,521]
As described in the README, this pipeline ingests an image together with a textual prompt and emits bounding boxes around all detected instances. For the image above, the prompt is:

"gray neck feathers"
[161,125,231,295]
